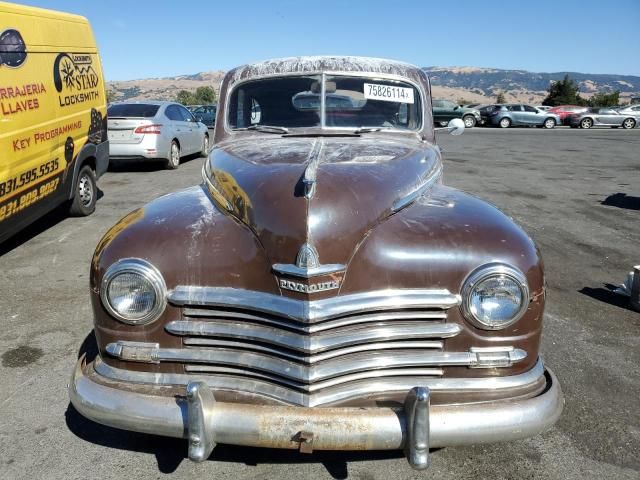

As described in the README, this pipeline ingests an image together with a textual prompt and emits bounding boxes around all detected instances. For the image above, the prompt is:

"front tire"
[167,140,180,169]
[69,165,97,217]
[438,121,449,127]
[499,117,511,128]
[622,118,636,129]
[462,115,477,128]
[580,118,593,129]
[543,118,556,129]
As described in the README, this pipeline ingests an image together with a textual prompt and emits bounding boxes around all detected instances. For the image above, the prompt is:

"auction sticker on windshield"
[364,83,414,104]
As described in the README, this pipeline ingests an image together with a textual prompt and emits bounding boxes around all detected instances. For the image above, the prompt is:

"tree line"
[542,75,619,107]
[175,86,217,106]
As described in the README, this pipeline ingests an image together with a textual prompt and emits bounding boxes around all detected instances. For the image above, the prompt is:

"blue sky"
[19,0,640,80]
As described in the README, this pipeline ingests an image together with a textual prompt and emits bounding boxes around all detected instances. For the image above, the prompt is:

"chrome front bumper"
[69,356,563,470]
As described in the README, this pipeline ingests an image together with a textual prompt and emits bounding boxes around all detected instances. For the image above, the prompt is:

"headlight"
[461,264,529,330]
[100,258,166,324]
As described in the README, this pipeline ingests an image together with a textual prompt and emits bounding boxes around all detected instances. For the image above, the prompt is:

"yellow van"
[0,1,108,243]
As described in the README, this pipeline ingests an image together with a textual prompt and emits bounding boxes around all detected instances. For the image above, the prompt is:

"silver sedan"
[107,101,210,169]
[568,107,639,129]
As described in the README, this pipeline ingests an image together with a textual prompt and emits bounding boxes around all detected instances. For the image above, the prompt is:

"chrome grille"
[104,287,528,406]
[164,287,462,387]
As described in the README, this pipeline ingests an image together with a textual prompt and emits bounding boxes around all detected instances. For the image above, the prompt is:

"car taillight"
[134,124,162,134]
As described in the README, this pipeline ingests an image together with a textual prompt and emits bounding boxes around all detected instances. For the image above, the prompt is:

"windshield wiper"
[352,126,393,134]
[236,125,289,134]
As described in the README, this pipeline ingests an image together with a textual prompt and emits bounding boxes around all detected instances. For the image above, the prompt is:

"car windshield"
[108,103,160,118]
[192,106,213,114]
[228,74,421,131]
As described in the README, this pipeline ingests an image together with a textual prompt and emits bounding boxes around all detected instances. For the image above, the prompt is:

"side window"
[165,105,180,121]
[507,105,521,112]
[523,105,538,112]
[178,106,195,122]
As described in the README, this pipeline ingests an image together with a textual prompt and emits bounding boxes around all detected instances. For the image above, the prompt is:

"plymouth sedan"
[70,56,563,470]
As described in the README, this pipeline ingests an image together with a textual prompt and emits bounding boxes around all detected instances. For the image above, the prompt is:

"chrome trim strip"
[104,343,527,383]
[166,320,461,354]
[95,355,543,404]
[271,263,346,279]
[181,308,448,333]
[392,160,443,212]
[183,365,445,392]
[167,287,461,323]
[183,338,444,363]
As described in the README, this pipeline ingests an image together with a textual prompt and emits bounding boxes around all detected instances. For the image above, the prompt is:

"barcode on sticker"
[364,83,414,104]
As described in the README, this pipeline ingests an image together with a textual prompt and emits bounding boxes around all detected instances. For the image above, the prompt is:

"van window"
[108,104,160,118]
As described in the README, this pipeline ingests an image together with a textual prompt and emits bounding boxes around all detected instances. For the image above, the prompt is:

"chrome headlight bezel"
[99,258,167,325]
[461,263,529,330]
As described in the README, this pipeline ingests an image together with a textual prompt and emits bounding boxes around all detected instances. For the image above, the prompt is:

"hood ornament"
[296,242,319,269]
[272,242,345,280]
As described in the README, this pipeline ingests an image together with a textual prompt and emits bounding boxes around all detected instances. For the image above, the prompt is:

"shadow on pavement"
[108,153,205,173]
[601,193,640,210]
[579,284,635,311]
[65,405,406,477]
[0,189,105,257]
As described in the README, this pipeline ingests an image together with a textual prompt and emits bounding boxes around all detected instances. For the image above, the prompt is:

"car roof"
[109,100,175,106]
[226,56,424,86]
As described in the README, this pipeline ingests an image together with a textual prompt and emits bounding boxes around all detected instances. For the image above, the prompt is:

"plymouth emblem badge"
[273,242,343,293]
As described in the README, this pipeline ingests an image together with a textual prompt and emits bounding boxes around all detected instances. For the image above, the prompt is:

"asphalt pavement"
[0,127,638,479]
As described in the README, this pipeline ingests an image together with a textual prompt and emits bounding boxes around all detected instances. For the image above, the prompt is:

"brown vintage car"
[70,56,563,469]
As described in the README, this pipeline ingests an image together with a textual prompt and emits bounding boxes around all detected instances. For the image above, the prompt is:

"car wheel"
[499,117,511,128]
[543,118,556,129]
[622,118,636,129]
[462,115,476,128]
[201,134,209,156]
[438,121,449,127]
[580,118,593,129]
[69,165,97,216]
[167,140,180,169]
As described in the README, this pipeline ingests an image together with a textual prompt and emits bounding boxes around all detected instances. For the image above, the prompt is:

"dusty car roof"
[227,56,425,85]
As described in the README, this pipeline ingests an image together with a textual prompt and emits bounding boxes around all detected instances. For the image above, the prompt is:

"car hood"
[204,135,441,267]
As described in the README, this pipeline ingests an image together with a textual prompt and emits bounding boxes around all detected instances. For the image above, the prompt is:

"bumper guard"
[70,356,563,470]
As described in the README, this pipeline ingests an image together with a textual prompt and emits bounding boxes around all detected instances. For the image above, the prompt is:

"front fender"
[342,185,544,377]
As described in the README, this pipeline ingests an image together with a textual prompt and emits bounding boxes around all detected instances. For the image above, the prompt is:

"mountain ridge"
[106,66,640,105]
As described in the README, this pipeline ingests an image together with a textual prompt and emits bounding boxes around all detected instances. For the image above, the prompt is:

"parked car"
[0,2,108,244]
[70,56,562,470]
[107,101,209,169]
[547,105,588,125]
[488,104,561,128]
[432,99,481,128]
[187,104,217,128]
[568,107,638,129]
[477,104,501,125]
[615,104,640,116]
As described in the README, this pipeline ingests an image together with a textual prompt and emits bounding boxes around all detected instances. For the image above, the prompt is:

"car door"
[164,105,190,152]
[523,105,542,125]
[595,108,620,126]
[432,100,445,123]
[178,105,202,153]
[507,105,523,124]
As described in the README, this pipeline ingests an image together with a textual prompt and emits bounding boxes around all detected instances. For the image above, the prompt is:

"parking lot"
[0,127,638,480]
